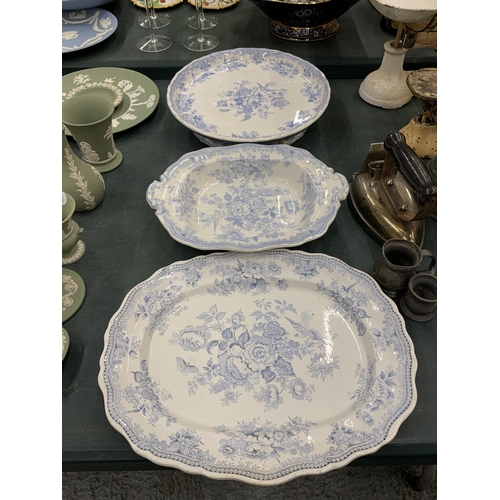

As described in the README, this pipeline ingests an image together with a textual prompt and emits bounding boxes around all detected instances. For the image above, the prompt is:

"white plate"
[98,250,417,485]
[167,48,330,145]
[146,144,349,251]
[62,8,118,53]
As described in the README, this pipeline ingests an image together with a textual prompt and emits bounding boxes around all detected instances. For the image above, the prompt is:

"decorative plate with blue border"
[98,250,417,485]
[167,48,331,145]
[146,144,349,251]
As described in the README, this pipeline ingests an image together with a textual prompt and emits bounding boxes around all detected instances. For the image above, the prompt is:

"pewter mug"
[399,273,437,322]
[372,238,436,298]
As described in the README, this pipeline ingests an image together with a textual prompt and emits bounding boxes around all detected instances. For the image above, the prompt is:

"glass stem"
[197,0,206,31]
[196,0,204,40]
[146,0,158,30]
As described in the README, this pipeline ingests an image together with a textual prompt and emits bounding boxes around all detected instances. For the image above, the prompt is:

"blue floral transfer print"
[172,299,340,411]
[347,357,398,427]
[124,360,176,427]
[167,48,330,142]
[146,144,348,252]
[215,417,316,461]
[101,250,416,483]
[216,81,290,122]
[316,280,371,337]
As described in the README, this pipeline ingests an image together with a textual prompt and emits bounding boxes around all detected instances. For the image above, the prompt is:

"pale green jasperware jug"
[62,125,105,212]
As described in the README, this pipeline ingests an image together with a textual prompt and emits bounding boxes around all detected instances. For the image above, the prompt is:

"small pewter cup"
[372,238,436,298]
[399,273,437,322]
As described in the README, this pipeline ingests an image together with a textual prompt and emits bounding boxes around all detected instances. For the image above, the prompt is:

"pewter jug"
[372,238,436,298]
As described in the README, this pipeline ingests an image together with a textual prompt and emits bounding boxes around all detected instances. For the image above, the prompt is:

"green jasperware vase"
[62,95,122,173]
[62,125,105,212]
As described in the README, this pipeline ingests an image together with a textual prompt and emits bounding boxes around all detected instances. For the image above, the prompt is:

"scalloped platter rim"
[98,250,417,485]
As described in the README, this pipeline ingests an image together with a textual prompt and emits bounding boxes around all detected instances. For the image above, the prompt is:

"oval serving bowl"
[146,144,349,251]
[98,249,417,485]
[166,48,330,146]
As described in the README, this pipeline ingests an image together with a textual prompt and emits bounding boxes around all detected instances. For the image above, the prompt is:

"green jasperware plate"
[62,268,86,323]
[62,328,70,361]
[62,67,160,134]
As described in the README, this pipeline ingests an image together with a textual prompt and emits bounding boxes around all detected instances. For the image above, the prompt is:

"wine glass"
[137,0,171,29]
[186,0,218,30]
[183,0,219,52]
[136,0,172,52]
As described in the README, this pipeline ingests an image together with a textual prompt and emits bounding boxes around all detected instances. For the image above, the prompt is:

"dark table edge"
[62,452,437,472]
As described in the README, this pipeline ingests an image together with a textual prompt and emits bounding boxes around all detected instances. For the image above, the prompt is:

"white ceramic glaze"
[146,144,348,251]
[367,0,436,23]
[98,250,417,485]
[358,41,413,109]
[167,48,330,145]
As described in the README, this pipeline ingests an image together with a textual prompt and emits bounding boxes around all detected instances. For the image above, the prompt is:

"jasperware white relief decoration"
[167,48,330,146]
[146,144,349,251]
[63,68,160,134]
[64,81,124,108]
[62,8,118,53]
[98,250,417,485]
